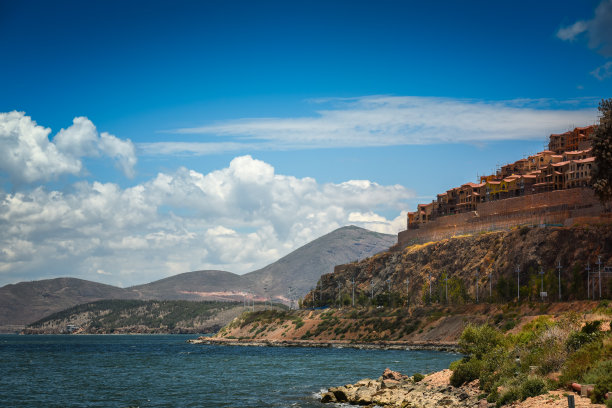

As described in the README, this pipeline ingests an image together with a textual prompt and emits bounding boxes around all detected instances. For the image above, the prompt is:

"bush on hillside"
[559,339,605,386]
[450,358,483,387]
[519,376,547,400]
[496,387,520,407]
[583,359,612,403]
[458,324,505,360]
[565,320,603,352]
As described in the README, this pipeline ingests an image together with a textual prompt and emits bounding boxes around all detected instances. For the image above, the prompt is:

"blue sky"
[1,0,611,287]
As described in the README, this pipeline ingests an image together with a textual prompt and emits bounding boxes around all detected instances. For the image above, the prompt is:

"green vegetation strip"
[29,299,242,331]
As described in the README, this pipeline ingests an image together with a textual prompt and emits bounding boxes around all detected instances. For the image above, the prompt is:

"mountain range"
[0,226,395,331]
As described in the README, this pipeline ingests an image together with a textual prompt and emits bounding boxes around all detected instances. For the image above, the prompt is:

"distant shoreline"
[187,337,459,352]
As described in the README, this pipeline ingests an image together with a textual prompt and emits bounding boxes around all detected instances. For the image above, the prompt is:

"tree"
[590,98,612,209]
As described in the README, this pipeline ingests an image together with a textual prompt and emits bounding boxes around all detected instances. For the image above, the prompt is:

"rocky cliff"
[306,225,612,307]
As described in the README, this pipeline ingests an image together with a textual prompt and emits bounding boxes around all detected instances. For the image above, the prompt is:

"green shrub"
[293,318,304,329]
[459,324,505,360]
[583,360,612,403]
[502,320,516,331]
[450,358,482,387]
[448,359,462,371]
[496,387,520,407]
[583,320,602,334]
[559,340,604,385]
[479,347,514,393]
[565,321,603,352]
[519,376,547,400]
[412,373,424,382]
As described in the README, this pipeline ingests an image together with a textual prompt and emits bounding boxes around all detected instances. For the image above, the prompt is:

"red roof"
[575,157,595,163]
[565,148,592,155]
[552,161,570,167]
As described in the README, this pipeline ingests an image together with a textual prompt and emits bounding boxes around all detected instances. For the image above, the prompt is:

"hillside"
[307,224,612,307]
[0,225,394,331]
[191,301,609,348]
[0,278,137,331]
[22,299,283,334]
[130,225,395,302]
[129,270,247,301]
[242,225,396,299]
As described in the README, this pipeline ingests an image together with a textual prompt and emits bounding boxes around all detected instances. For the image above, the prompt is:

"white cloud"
[0,111,82,183]
[0,112,137,183]
[144,96,597,155]
[591,61,612,80]
[556,21,588,41]
[99,132,137,178]
[0,155,413,286]
[557,0,612,57]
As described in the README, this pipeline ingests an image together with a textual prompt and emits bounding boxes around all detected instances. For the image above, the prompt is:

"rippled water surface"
[0,334,459,407]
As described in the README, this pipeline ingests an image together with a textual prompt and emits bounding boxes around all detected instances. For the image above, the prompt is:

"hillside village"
[408,125,596,226]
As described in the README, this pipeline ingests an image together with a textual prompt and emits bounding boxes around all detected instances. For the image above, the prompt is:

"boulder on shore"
[320,368,483,408]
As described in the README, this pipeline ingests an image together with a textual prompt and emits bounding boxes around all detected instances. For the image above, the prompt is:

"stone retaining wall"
[398,188,604,246]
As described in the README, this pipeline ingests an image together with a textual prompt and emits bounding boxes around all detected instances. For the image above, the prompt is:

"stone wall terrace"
[398,188,603,246]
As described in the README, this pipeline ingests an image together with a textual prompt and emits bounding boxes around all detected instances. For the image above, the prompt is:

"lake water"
[0,334,460,407]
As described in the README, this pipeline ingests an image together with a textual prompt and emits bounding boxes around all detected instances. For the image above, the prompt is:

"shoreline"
[318,368,605,408]
[187,337,460,352]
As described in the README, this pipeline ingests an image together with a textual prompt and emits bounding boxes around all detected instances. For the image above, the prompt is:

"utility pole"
[593,258,598,298]
[516,265,520,302]
[586,262,591,300]
[371,280,374,301]
[597,256,602,299]
[539,267,544,297]
[557,261,562,301]
[264,286,268,310]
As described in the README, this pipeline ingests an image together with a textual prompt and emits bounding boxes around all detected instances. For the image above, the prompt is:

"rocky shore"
[320,368,482,408]
[320,368,605,408]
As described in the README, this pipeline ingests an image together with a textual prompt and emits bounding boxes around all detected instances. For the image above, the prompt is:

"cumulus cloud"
[557,0,612,57]
[146,96,597,155]
[0,111,137,183]
[0,111,82,183]
[0,155,413,286]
